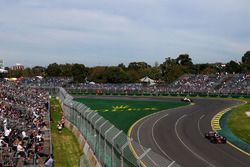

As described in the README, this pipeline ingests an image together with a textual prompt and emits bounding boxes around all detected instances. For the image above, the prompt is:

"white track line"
[151,114,174,161]
[197,115,248,166]
[198,114,205,137]
[175,114,215,167]
[137,117,159,167]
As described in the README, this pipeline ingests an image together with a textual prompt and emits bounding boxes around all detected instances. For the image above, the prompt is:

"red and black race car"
[204,131,227,144]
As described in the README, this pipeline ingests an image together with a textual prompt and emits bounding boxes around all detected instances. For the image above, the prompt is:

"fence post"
[104,125,115,166]
[93,117,102,154]
[85,112,92,139]
[94,117,102,129]
[168,161,176,167]
[90,113,98,135]
[99,120,108,162]
[111,130,123,167]
[83,111,88,135]
[137,148,151,167]
[121,138,133,167]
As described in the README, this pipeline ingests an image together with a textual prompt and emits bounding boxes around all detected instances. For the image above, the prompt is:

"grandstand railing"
[56,87,181,167]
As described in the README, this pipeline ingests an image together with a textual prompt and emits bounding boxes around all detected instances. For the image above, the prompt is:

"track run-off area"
[127,98,250,167]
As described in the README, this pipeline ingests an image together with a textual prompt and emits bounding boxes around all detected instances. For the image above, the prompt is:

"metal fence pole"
[137,148,151,167]
[168,161,176,167]
[121,138,133,167]
[111,130,123,167]
[99,120,108,162]
[104,125,115,165]
[90,113,98,135]
[85,112,92,139]
[93,117,102,154]
[83,111,89,135]
[94,117,102,129]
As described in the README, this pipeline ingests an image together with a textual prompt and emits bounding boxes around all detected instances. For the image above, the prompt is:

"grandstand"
[0,73,249,167]
[0,82,51,166]
[59,74,250,96]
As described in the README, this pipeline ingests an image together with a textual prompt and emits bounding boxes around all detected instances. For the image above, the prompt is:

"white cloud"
[0,0,249,67]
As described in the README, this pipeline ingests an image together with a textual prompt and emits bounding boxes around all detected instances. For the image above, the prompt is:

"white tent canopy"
[140,76,156,85]
[89,81,96,85]
[0,69,7,73]
[36,76,43,79]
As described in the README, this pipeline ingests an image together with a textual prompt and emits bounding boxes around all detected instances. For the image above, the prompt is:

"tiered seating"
[0,82,50,167]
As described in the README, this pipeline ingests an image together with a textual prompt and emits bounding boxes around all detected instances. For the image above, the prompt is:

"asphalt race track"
[129,98,250,167]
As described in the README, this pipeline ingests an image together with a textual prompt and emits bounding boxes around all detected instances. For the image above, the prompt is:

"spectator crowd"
[0,81,51,166]
[9,73,250,97]
[0,73,249,165]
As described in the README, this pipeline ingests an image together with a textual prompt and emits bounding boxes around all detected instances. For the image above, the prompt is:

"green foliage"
[7,69,23,78]
[60,63,73,77]
[242,51,250,64]
[176,54,193,66]
[4,50,250,82]
[194,63,219,74]
[32,66,46,76]
[104,67,129,83]
[71,64,87,83]
[160,57,184,83]
[241,51,250,72]
[225,61,241,74]
[46,63,62,77]
[128,62,151,70]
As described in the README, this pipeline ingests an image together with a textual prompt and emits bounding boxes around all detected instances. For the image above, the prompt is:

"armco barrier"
[57,87,181,167]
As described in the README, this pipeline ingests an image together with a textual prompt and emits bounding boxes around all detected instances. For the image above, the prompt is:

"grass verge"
[50,98,84,167]
[75,98,187,133]
[227,98,250,144]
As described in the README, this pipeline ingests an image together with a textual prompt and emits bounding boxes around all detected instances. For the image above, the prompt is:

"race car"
[204,131,227,144]
[181,97,193,102]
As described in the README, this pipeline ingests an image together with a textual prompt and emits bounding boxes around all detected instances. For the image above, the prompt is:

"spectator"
[57,122,63,134]
[44,154,54,167]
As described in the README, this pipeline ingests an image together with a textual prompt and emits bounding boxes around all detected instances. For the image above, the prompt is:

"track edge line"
[211,99,250,157]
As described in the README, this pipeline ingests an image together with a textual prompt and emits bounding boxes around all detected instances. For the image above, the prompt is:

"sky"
[0,0,249,67]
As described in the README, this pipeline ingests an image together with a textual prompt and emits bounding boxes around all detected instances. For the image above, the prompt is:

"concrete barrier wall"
[64,116,101,167]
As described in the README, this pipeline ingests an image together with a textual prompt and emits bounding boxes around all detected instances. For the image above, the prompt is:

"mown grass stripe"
[50,98,86,167]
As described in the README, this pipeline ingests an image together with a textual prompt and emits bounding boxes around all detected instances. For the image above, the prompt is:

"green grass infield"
[75,98,187,133]
[227,99,250,144]
[50,98,85,167]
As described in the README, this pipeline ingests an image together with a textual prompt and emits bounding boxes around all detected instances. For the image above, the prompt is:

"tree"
[176,54,193,66]
[194,64,218,74]
[142,67,161,80]
[88,66,107,83]
[242,51,250,64]
[225,61,241,73]
[241,51,250,72]
[71,64,87,83]
[60,64,73,77]
[7,69,23,78]
[104,67,129,83]
[32,66,46,76]
[46,63,61,77]
[128,62,151,70]
[127,69,140,83]
[128,62,151,79]
[160,57,184,83]
[23,68,32,77]
[118,63,126,70]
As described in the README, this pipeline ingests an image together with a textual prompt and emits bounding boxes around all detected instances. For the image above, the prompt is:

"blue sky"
[0,0,249,67]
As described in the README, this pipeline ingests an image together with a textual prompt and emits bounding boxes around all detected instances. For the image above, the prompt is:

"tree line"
[5,51,250,83]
